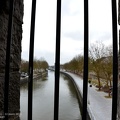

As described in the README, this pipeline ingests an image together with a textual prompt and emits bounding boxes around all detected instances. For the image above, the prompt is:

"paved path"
[65,72,112,120]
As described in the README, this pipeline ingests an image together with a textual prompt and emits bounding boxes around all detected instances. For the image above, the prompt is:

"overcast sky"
[22,0,117,65]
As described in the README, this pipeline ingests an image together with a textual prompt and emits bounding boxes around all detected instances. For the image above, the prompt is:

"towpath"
[65,72,112,120]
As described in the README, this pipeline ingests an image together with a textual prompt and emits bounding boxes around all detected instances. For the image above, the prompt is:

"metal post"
[27,0,36,120]
[4,0,14,119]
[82,0,89,120]
[111,0,118,120]
[54,0,61,120]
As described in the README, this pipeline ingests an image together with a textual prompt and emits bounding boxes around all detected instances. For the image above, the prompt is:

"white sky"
[22,0,118,65]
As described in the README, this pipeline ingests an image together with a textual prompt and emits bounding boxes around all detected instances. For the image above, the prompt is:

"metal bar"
[27,0,36,120]
[4,0,14,119]
[111,0,118,120]
[82,0,89,120]
[54,0,61,120]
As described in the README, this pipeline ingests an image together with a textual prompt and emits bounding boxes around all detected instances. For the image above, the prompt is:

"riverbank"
[60,71,90,120]
[63,72,112,120]
[66,71,112,97]
[20,71,48,84]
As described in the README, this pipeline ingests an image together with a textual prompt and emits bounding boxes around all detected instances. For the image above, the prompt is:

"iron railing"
[3,0,118,120]
[111,0,118,120]
[82,0,89,119]
[27,0,36,120]
[54,0,61,120]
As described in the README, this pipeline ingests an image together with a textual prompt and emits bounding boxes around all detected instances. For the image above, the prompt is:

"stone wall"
[0,0,23,119]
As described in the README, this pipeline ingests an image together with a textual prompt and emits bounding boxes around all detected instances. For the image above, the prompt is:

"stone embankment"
[60,71,91,120]
[20,71,48,84]
[62,71,112,120]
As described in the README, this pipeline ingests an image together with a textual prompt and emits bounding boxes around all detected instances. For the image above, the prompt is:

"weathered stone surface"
[9,72,20,113]
[119,0,120,25]
[118,84,120,120]
[0,0,23,120]
[118,55,120,119]
[0,78,4,113]
[118,0,120,119]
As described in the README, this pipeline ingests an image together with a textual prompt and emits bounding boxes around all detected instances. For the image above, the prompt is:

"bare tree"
[89,41,106,90]
[20,59,29,73]
[100,46,113,97]
[63,54,84,75]
[101,45,113,87]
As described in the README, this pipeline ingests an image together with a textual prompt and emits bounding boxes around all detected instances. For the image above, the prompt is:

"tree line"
[62,41,113,91]
[20,57,49,73]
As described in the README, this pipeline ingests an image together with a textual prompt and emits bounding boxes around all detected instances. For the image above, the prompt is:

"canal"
[20,70,81,120]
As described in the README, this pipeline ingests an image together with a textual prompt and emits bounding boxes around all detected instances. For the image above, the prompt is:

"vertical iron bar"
[82,0,89,120]
[111,0,118,120]
[27,0,36,120]
[54,0,61,120]
[4,0,14,119]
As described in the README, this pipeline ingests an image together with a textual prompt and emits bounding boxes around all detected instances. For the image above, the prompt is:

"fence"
[3,0,118,120]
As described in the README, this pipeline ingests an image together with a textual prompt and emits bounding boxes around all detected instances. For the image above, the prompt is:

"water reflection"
[20,71,81,120]
[59,74,81,120]
[20,83,28,91]
[33,76,48,92]
[61,74,78,98]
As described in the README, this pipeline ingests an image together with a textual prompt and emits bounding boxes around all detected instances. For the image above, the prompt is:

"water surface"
[20,71,81,120]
